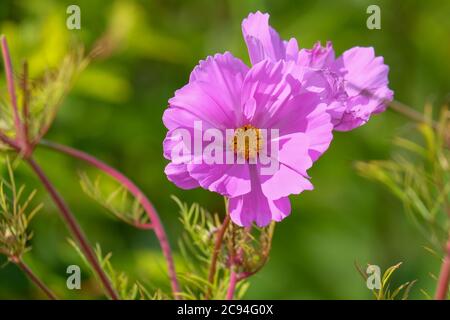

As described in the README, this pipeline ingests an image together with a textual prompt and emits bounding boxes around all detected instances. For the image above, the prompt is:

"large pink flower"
[242,11,394,131]
[163,53,333,226]
[163,11,394,227]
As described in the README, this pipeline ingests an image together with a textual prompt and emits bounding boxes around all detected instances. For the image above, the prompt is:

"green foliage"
[419,245,450,299]
[68,240,158,300]
[230,218,275,279]
[25,48,88,144]
[0,158,42,260]
[1,0,450,299]
[356,262,416,300]
[0,48,88,150]
[356,107,450,248]
[173,196,273,300]
[79,172,150,229]
[174,195,232,299]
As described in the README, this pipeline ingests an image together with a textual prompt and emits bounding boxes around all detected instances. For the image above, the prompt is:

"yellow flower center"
[232,124,263,160]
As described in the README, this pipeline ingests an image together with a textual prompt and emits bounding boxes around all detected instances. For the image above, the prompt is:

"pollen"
[232,124,263,160]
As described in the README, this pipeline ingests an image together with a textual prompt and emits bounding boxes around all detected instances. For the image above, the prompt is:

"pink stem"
[21,61,30,144]
[1,36,25,147]
[226,270,238,300]
[39,139,181,298]
[435,238,450,300]
[26,157,119,300]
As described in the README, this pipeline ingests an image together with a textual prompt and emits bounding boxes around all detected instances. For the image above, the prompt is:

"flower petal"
[228,164,292,227]
[261,163,313,199]
[242,11,288,64]
[285,38,300,61]
[333,87,393,131]
[331,47,394,131]
[229,190,291,227]
[260,133,314,199]
[164,163,199,189]
[265,92,334,161]
[165,52,248,130]
[297,41,335,69]
[241,60,299,126]
[187,162,251,198]
[334,47,388,95]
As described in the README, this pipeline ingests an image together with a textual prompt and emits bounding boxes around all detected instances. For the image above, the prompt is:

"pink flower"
[242,11,394,131]
[163,11,394,227]
[163,53,333,226]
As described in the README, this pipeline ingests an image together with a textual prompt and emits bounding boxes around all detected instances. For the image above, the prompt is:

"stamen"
[232,124,263,160]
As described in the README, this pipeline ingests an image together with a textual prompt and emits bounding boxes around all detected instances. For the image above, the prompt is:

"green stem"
[389,100,438,128]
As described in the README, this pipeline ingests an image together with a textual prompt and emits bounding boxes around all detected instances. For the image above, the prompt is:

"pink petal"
[229,190,291,227]
[331,47,394,131]
[187,163,251,198]
[228,164,292,227]
[333,87,393,131]
[166,52,248,130]
[334,47,389,96]
[164,163,199,189]
[297,41,335,69]
[241,11,287,65]
[260,133,314,199]
[265,92,334,161]
[241,60,298,126]
[285,38,300,61]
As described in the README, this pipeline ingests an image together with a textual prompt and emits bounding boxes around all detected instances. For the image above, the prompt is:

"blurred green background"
[0,0,449,299]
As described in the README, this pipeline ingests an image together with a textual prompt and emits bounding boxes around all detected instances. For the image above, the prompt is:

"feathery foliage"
[355,262,416,300]
[79,172,150,228]
[173,196,274,300]
[356,105,450,248]
[0,158,42,260]
[68,240,157,300]
[0,47,88,150]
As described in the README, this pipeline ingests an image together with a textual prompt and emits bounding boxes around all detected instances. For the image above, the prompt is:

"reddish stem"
[206,214,230,298]
[0,130,20,150]
[1,36,26,148]
[21,61,30,144]
[26,157,119,300]
[39,139,181,298]
[1,37,117,299]
[226,270,238,300]
[225,209,239,300]
[435,237,450,300]
[134,222,153,230]
[12,256,58,300]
